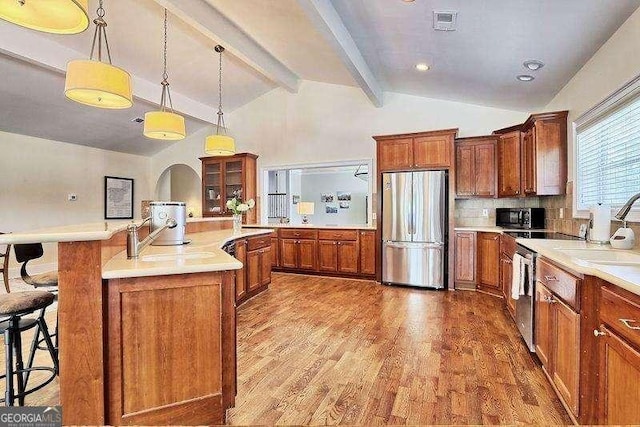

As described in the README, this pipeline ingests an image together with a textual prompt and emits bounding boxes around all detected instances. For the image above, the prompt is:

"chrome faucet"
[126,217,178,259]
[615,192,640,225]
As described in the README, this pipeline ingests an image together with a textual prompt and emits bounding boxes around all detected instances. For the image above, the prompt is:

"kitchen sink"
[140,252,216,262]
[558,248,640,266]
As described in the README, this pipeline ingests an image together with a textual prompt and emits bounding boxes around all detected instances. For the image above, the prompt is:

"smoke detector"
[433,11,457,31]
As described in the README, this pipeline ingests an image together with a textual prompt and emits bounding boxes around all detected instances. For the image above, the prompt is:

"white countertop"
[244,223,376,230]
[0,217,233,245]
[516,238,640,296]
[454,226,556,233]
[102,228,273,280]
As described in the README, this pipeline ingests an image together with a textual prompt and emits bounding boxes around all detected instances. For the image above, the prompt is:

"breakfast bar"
[0,218,273,425]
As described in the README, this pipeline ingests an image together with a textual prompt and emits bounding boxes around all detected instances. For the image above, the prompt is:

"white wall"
[0,130,152,270]
[545,7,640,178]
[298,171,368,226]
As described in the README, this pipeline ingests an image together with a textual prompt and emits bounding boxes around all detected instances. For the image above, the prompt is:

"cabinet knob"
[593,329,607,337]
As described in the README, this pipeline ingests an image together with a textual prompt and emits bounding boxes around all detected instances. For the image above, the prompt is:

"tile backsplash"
[454,182,640,248]
[540,182,640,247]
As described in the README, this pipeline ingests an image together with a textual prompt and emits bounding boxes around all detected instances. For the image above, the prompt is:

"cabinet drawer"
[318,229,358,241]
[537,258,580,311]
[279,229,318,240]
[247,235,271,251]
[601,285,640,348]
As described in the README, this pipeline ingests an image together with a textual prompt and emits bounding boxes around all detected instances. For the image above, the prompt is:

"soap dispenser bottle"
[610,221,636,249]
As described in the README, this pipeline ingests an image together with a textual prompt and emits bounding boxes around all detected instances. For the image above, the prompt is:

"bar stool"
[0,291,58,406]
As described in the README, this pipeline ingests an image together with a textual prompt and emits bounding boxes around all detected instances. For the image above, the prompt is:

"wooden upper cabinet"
[522,127,536,194]
[454,231,476,285]
[377,137,413,171]
[493,111,568,197]
[455,145,475,197]
[526,113,568,196]
[200,153,258,222]
[497,131,522,197]
[455,136,497,198]
[413,135,451,168]
[374,129,457,172]
[359,230,376,276]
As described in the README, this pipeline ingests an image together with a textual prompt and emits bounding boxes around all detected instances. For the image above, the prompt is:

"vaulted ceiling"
[0,0,637,155]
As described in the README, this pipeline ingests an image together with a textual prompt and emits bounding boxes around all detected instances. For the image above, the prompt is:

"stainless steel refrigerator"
[382,171,446,289]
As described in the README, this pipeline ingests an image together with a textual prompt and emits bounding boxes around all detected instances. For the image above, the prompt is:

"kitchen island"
[0,218,273,425]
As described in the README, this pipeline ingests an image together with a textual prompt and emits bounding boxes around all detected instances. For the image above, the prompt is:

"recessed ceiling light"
[517,75,535,82]
[416,63,430,72]
[523,60,545,71]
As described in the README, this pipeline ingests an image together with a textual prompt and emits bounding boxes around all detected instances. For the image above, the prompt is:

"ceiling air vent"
[131,117,144,123]
[433,11,457,31]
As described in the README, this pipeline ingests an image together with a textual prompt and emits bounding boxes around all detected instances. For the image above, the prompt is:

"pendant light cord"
[215,45,226,134]
[89,0,112,64]
[159,9,174,113]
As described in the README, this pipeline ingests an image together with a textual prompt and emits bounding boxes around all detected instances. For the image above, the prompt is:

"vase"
[233,214,242,233]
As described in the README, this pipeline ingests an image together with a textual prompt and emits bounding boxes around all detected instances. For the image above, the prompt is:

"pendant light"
[64,0,132,109]
[143,9,186,140]
[204,45,236,156]
[0,0,89,34]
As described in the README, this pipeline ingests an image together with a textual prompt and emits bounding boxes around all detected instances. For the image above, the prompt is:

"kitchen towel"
[511,253,525,300]
[590,204,611,243]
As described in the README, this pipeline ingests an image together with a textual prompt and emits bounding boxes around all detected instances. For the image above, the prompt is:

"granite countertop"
[102,228,273,280]
[0,217,233,245]
[515,238,640,296]
[244,223,376,230]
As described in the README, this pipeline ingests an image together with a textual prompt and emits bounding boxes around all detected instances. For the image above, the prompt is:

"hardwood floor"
[0,273,570,425]
[227,273,570,425]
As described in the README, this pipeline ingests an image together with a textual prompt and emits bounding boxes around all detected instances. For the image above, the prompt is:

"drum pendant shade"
[0,0,89,34]
[65,59,133,109]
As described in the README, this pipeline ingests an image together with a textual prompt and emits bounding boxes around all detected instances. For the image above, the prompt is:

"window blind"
[576,94,640,211]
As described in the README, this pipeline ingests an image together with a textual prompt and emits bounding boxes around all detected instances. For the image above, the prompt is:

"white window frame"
[573,73,640,222]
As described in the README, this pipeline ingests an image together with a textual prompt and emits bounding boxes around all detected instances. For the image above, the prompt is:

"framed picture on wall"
[104,176,134,219]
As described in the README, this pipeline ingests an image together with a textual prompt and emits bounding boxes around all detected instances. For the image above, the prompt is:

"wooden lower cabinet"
[235,239,248,301]
[270,237,279,268]
[359,231,376,275]
[553,298,580,415]
[535,282,580,417]
[273,228,376,278]
[500,254,515,318]
[454,231,476,287]
[597,326,640,424]
[477,232,500,293]
[318,241,338,272]
[235,234,272,306]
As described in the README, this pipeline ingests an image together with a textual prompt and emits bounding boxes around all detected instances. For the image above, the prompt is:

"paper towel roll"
[589,204,611,243]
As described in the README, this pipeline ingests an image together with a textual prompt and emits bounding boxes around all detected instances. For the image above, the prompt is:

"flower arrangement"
[226,197,255,215]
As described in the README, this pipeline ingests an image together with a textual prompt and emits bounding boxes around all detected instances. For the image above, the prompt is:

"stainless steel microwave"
[496,208,545,229]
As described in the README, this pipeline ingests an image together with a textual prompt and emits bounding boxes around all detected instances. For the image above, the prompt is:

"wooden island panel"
[106,272,232,425]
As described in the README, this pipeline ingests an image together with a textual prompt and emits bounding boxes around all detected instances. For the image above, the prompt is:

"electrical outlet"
[68,193,77,201]
[482,209,489,218]
[559,208,564,219]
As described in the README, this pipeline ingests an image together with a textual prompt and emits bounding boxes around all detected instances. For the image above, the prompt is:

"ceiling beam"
[0,21,217,123]
[296,0,384,107]
[152,0,300,93]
